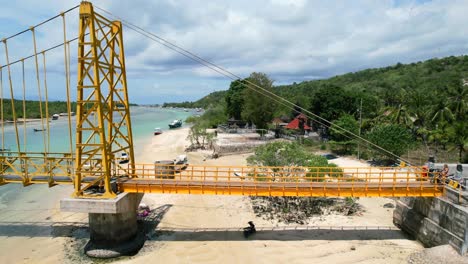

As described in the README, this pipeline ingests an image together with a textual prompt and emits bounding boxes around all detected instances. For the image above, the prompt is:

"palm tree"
[385,104,415,128]
[447,80,467,120]
[447,121,468,162]
[431,101,454,126]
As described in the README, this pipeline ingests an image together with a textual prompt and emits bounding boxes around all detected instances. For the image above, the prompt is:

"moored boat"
[154,128,162,135]
[168,119,182,129]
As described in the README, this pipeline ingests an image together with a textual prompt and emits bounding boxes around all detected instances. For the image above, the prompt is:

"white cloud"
[1,0,468,103]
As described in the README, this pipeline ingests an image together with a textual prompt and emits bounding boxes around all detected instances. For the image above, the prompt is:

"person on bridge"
[440,164,450,181]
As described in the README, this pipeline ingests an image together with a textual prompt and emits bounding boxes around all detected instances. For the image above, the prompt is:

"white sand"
[0,128,424,263]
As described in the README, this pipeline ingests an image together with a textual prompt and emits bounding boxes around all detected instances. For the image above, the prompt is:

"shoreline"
[0,118,42,124]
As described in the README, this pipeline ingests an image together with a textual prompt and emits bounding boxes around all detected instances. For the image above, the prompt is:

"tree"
[446,79,467,120]
[309,85,356,122]
[225,80,246,120]
[384,104,415,128]
[199,104,227,128]
[330,114,359,142]
[367,124,415,160]
[241,72,275,129]
[187,124,206,148]
[447,121,468,162]
[247,141,314,168]
[329,114,359,155]
[247,141,341,181]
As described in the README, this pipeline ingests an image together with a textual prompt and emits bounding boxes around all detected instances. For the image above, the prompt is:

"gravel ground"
[407,245,468,264]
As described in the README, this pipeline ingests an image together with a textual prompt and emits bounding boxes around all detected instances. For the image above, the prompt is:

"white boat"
[154,127,162,135]
[175,154,188,165]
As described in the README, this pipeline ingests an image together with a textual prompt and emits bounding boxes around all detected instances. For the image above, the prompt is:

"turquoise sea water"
[0,107,193,154]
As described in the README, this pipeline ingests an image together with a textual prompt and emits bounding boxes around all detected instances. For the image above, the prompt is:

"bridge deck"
[119,179,443,197]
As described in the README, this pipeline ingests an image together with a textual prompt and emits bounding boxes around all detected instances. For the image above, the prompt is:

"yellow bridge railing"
[116,163,443,197]
[0,153,445,197]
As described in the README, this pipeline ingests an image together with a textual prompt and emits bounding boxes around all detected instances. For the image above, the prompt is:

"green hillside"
[274,55,468,117]
[162,90,227,109]
[171,55,467,162]
[0,100,77,121]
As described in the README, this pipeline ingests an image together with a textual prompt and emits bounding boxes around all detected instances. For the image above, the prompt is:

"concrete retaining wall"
[393,196,468,255]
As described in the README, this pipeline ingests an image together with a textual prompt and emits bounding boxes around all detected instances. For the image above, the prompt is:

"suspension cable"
[1,5,79,42]
[95,5,408,163]
[0,37,79,71]
[21,59,27,152]
[62,13,74,158]
[42,52,50,153]
[30,28,47,154]
[2,39,21,153]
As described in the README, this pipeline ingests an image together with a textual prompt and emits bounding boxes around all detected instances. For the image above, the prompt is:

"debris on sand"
[250,196,363,224]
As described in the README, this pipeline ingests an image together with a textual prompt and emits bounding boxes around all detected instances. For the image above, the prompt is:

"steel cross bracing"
[0,1,452,199]
[74,2,135,198]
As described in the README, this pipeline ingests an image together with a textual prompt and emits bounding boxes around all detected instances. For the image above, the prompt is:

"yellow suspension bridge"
[0,1,445,200]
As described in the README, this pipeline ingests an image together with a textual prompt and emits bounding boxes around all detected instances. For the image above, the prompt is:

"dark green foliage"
[446,121,468,162]
[192,104,227,129]
[0,99,77,120]
[330,114,359,142]
[291,103,303,119]
[241,72,275,129]
[309,85,357,122]
[329,141,357,156]
[329,114,359,155]
[225,80,246,120]
[201,105,227,128]
[162,90,227,109]
[367,124,415,159]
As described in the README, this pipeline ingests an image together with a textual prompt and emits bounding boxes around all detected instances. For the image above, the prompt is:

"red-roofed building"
[285,113,311,130]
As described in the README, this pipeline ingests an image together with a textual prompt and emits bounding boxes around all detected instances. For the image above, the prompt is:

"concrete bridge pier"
[61,193,145,258]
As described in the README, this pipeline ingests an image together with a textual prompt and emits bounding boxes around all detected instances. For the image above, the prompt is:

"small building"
[285,113,311,131]
[227,117,246,128]
[271,117,288,127]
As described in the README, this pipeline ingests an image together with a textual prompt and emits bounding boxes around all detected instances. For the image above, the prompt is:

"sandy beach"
[0,127,426,264]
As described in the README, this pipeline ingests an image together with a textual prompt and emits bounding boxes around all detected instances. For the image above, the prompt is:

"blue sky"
[1,0,468,104]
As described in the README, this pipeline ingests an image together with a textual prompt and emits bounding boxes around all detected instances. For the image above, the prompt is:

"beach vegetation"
[247,141,342,181]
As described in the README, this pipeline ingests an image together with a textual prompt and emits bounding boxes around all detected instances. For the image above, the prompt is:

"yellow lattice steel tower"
[74,1,135,198]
